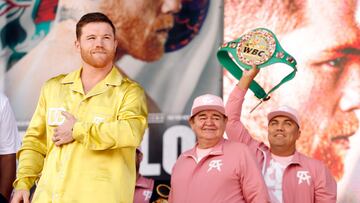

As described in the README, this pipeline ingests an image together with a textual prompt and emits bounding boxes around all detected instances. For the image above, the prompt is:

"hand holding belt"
[217,28,297,101]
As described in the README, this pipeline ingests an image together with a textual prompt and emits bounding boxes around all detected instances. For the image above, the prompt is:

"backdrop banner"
[0,0,223,181]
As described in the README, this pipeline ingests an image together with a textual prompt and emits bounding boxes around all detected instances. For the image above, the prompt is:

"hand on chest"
[47,98,116,126]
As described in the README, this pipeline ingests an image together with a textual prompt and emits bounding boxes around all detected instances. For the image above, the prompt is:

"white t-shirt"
[196,147,213,162]
[0,93,20,154]
[264,153,294,203]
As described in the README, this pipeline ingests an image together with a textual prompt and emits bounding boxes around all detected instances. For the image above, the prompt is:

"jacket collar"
[60,66,123,96]
[289,150,303,165]
[268,150,303,166]
[61,66,123,85]
[183,138,226,158]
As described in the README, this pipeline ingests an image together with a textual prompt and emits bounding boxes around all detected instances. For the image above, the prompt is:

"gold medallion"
[237,29,276,65]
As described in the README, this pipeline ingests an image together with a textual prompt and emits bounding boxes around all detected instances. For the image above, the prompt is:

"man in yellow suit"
[11,12,148,203]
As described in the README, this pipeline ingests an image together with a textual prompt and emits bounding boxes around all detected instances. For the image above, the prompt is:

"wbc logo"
[236,29,276,65]
[242,47,265,57]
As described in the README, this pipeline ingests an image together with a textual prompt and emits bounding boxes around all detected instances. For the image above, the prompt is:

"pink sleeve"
[314,163,337,203]
[225,86,258,145]
[239,145,270,203]
[168,161,178,203]
[168,190,174,203]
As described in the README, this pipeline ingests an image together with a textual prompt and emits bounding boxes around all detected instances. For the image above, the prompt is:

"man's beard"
[81,49,115,68]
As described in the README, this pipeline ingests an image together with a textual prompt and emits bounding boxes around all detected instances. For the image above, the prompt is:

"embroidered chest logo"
[207,159,223,172]
[48,108,66,126]
[142,190,152,200]
[93,116,105,124]
[297,170,311,185]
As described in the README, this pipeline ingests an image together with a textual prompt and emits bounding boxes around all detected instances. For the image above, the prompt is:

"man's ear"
[114,39,118,50]
[224,116,228,125]
[188,117,195,128]
[75,40,80,51]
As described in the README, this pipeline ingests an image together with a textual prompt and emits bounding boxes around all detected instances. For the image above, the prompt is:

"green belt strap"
[217,28,297,100]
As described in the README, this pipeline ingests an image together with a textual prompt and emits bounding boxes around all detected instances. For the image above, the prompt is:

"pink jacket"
[169,138,270,203]
[225,86,337,203]
[134,175,154,203]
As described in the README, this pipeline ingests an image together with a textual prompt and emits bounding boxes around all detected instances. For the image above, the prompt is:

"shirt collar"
[289,150,303,165]
[183,138,226,158]
[61,66,123,86]
[60,66,124,95]
[269,150,303,166]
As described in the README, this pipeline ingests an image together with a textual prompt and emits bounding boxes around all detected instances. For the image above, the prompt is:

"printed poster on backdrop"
[223,1,360,202]
[0,0,223,181]
[5,1,360,202]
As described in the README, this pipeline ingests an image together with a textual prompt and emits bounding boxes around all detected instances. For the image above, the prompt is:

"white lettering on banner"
[47,107,66,126]
[140,129,161,176]
[140,125,196,176]
[163,125,196,174]
[207,160,223,172]
[297,170,311,185]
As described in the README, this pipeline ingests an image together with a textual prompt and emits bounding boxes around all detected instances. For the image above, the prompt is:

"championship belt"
[217,28,297,108]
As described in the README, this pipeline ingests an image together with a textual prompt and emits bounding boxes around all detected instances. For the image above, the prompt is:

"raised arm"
[239,144,270,203]
[225,65,260,145]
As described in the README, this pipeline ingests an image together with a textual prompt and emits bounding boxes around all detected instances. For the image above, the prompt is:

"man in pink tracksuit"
[225,65,337,203]
[169,94,270,203]
[134,148,154,203]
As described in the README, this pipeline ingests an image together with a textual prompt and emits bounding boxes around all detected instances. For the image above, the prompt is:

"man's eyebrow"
[212,114,222,117]
[328,45,360,55]
[284,119,294,123]
[340,47,360,55]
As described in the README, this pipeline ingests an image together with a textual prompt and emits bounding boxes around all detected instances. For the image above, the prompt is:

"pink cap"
[190,94,226,118]
[267,105,300,127]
